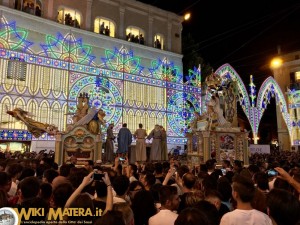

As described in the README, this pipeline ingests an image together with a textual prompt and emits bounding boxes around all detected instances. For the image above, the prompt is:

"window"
[126,26,145,45]
[15,0,42,17]
[57,8,81,28]
[7,59,27,81]
[94,18,116,37]
[295,72,300,82]
[154,34,164,49]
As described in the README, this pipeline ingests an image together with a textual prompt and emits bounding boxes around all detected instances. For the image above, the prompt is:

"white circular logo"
[0,207,18,225]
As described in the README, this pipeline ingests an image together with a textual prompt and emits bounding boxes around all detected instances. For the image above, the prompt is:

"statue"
[205,72,222,91]
[72,92,89,123]
[207,94,231,128]
[7,108,59,138]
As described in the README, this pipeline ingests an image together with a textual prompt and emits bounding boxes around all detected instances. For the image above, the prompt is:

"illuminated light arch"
[215,63,250,118]
[167,91,200,136]
[149,57,183,83]
[69,76,123,126]
[101,46,144,75]
[256,77,291,139]
[50,101,61,129]
[0,17,33,53]
[185,66,201,87]
[40,32,96,66]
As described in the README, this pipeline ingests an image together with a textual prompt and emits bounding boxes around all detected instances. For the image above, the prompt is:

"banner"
[249,144,270,154]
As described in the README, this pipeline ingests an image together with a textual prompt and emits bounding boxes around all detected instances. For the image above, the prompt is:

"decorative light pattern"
[101,46,144,75]
[249,75,256,107]
[167,90,200,136]
[185,65,201,87]
[69,76,123,126]
[215,64,250,118]
[0,129,32,141]
[40,32,96,65]
[0,18,33,53]
[149,58,183,83]
[256,77,291,140]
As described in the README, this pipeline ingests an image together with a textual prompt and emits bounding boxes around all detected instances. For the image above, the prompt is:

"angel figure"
[7,108,59,138]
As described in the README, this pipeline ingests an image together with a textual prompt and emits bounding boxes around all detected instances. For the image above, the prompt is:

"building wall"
[272,51,300,149]
[2,0,182,53]
[0,6,202,150]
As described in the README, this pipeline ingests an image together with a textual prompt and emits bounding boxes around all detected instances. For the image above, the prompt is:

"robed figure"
[134,123,147,162]
[117,123,132,156]
[105,123,115,162]
[147,125,162,161]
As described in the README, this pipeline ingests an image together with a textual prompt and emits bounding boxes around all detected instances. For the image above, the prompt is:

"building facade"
[0,1,202,152]
[272,51,300,150]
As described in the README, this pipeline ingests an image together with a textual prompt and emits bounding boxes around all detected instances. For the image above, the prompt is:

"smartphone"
[93,173,104,180]
[119,157,125,161]
[267,169,278,177]
[221,168,227,175]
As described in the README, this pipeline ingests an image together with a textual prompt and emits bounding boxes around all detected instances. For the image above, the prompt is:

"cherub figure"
[7,108,59,138]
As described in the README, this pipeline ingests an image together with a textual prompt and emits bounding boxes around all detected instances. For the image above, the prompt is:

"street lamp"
[183,13,191,21]
[270,57,283,69]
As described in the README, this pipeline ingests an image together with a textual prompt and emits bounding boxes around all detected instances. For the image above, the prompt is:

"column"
[202,131,210,162]
[86,0,93,31]
[47,0,54,20]
[54,134,62,165]
[94,134,102,161]
[148,14,153,47]
[119,6,125,39]
[2,0,9,7]
[167,22,172,51]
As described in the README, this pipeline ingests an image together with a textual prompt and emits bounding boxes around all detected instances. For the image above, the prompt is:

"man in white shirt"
[149,185,179,225]
[220,175,272,225]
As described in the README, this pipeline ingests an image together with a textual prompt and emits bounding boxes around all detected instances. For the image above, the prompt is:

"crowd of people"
[126,33,145,45]
[0,149,299,225]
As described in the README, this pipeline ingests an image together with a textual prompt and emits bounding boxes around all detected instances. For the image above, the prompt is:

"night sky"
[139,0,300,84]
[138,0,300,143]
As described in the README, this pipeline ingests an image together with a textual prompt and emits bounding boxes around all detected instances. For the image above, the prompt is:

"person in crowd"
[154,162,164,183]
[35,6,41,16]
[84,160,94,172]
[95,210,125,225]
[194,200,220,225]
[113,202,134,225]
[147,124,162,161]
[17,176,49,221]
[0,172,12,199]
[154,39,161,49]
[148,185,180,225]
[140,171,156,191]
[128,180,144,202]
[6,163,23,196]
[125,163,139,183]
[222,159,232,172]
[39,182,52,206]
[93,180,107,215]
[139,34,145,44]
[131,190,156,225]
[42,168,59,184]
[175,207,212,225]
[275,166,300,193]
[160,126,168,160]
[177,172,197,213]
[112,175,130,203]
[100,22,105,34]
[205,190,230,218]
[220,175,272,225]
[105,123,115,163]
[266,188,300,225]
[104,26,110,36]
[117,123,132,158]
[134,123,147,162]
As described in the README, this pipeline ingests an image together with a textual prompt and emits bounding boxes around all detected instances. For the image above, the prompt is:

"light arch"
[256,76,291,138]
